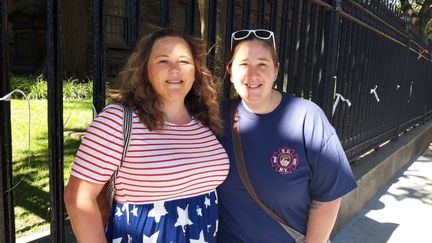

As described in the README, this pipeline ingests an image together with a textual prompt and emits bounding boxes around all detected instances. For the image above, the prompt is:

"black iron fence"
[1,0,432,242]
[1,0,15,242]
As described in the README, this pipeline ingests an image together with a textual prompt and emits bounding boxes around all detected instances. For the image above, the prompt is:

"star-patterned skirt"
[105,190,219,243]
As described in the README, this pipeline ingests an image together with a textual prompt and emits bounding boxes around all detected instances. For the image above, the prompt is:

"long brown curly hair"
[113,28,223,135]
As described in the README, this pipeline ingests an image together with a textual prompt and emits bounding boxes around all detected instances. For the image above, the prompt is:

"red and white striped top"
[70,103,230,204]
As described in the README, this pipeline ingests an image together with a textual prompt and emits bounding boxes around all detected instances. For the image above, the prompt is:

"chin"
[244,96,261,102]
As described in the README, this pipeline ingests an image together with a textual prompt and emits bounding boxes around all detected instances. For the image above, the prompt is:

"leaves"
[10,75,93,100]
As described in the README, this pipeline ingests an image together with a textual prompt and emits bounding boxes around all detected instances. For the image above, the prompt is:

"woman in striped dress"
[64,28,229,243]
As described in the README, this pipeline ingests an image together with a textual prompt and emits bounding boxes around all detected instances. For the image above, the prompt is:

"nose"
[245,66,258,78]
[168,62,181,73]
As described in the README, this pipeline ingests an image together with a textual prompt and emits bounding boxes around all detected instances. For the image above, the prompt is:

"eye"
[238,62,248,66]
[179,60,191,64]
[258,62,268,67]
[158,59,168,64]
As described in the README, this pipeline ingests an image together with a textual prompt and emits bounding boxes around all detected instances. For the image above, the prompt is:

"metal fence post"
[393,28,411,141]
[47,0,65,242]
[160,0,169,27]
[429,59,432,120]
[223,0,234,99]
[320,0,341,118]
[276,0,289,90]
[186,0,195,35]
[93,0,105,114]
[0,0,16,241]
[242,0,250,29]
[206,0,217,72]
[130,0,140,47]
[423,43,430,124]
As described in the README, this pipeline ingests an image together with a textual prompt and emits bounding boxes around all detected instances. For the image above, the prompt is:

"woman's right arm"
[64,175,107,243]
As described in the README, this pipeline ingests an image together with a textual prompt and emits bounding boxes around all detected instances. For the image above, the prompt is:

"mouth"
[166,79,183,84]
[244,83,261,88]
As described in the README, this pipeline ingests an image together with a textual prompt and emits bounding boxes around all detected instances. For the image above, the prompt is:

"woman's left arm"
[304,198,341,243]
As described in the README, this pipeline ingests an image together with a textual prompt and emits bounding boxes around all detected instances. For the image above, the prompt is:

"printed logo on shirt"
[271,147,299,174]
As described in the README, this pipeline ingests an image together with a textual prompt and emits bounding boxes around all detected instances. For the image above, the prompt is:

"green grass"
[11,99,93,237]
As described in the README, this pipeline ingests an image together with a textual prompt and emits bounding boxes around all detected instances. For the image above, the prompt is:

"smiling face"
[229,40,279,111]
[147,36,195,104]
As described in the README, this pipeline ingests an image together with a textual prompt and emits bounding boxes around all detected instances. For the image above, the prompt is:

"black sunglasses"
[230,29,276,50]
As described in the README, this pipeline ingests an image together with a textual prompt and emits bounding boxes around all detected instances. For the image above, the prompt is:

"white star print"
[190,230,208,243]
[115,206,123,218]
[174,205,193,232]
[131,205,138,217]
[207,225,211,232]
[128,234,132,243]
[112,237,122,243]
[148,202,168,223]
[204,197,211,208]
[143,231,159,243]
[196,205,202,216]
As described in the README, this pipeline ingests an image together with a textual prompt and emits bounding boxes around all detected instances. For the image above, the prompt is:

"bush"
[10,75,46,99]
[63,78,93,100]
[10,75,93,100]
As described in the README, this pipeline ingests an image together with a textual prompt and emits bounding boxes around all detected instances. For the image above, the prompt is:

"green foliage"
[426,21,432,42]
[10,75,93,100]
[11,99,92,237]
[9,75,47,99]
[63,78,93,100]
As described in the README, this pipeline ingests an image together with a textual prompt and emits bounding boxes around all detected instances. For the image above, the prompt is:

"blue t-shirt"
[217,93,357,243]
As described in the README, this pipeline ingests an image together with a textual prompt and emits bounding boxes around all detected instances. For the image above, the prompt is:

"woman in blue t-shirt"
[217,29,357,243]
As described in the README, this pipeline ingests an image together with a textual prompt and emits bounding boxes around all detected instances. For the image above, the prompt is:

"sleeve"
[70,104,125,184]
[305,106,357,202]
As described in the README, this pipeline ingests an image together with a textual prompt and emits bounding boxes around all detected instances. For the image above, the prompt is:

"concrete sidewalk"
[333,143,432,243]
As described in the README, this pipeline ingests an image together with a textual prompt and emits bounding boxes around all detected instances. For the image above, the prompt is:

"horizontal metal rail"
[310,0,431,61]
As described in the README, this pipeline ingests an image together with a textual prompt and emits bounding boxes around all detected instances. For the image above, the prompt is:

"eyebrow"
[154,54,169,58]
[154,54,192,59]
[257,57,271,61]
[236,57,271,62]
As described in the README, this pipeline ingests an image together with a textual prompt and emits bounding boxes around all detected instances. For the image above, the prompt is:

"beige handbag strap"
[230,103,306,243]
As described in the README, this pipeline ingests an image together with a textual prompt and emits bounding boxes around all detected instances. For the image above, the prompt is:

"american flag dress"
[105,191,219,243]
[70,104,229,243]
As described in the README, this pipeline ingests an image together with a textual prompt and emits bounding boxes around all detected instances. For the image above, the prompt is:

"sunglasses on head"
[230,29,276,50]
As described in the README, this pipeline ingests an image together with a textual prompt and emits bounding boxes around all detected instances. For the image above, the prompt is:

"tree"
[399,0,432,36]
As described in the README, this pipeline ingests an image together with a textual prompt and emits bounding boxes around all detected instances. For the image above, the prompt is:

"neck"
[162,101,192,124]
[243,90,282,114]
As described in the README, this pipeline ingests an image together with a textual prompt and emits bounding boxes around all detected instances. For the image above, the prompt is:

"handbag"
[229,103,306,243]
[96,104,133,227]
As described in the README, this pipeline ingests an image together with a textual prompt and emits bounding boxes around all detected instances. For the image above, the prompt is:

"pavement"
[332,142,432,243]
[17,143,432,243]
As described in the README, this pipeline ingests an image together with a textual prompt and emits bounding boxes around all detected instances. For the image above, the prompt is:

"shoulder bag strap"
[230,103,306,243]
[112,104,133,182]
[120,104,133,166]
